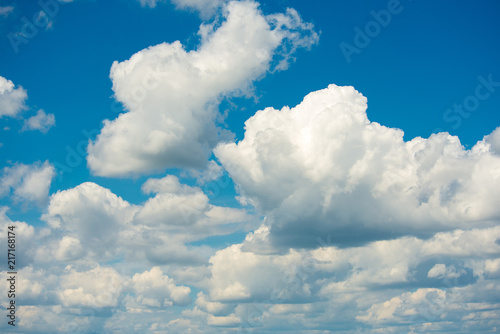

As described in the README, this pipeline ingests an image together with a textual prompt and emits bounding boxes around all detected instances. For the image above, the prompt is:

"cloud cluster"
[215,84,500,248]
[87,0,318,177]
[0,6,14,17]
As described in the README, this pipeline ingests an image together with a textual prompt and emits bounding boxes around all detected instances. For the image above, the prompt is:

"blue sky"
[1,0,500,333]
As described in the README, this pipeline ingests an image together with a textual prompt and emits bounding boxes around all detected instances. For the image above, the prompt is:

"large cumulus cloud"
[87,0,318,177]
[215,84,500,248]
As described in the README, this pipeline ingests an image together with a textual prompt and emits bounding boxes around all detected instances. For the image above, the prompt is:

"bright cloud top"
[87,0,318,177]
[171,0,227,18]
[215,84,500,248]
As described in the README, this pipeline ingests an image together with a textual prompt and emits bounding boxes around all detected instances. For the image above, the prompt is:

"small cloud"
[187,160,223,185]
[0,76,28,118]
[22,109,55,133]
[0,6,14,17]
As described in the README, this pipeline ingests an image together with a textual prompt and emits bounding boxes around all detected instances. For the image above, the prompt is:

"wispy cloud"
[21,109,55,133]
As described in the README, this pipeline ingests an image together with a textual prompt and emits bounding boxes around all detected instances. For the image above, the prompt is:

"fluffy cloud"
[187,160,224,185]
[485,126,500,155]
[0,207,37,267]
[87,0,318,177]
[3,179,500,333]
[427,263,465,279]
[39,175,252,268]
[0,76,28,118]
[21,109,55,133]
[0,161,55,206]
[171,0,226,18]
[53,236,85,261]
[215,84,500,248]
[132,266,191,307]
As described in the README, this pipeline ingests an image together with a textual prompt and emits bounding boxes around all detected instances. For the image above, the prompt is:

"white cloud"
[0,76,28,118]
[215,84,500,248]
[38,176,252,270]
[485,126,500,156]
[41,182,139,262]
[196,224,500,331]
[207,244,314,302]
[2,182,500,333]
[0,208,37,267]
[0,161,55,206]
[87,0,318,177]
[195,292,232,315]
[188,160,224,184]
[137,0,226,18]
[59,265,125,308]
[207,312,241,326]
[54,236,85,261]
[22,109,55,133]
[132,266,191,307]
[137,0,162,8]
[427,264,465,279]
[42,182,137,232]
